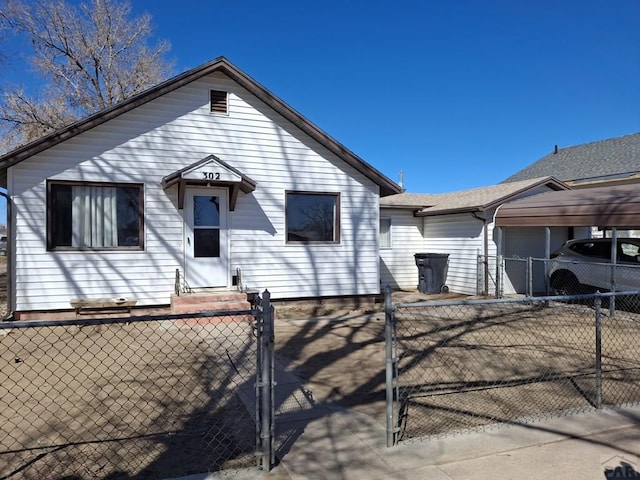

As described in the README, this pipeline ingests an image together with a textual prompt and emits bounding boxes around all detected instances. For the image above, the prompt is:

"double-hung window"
[286,192,340,243]
[47,181,144,250]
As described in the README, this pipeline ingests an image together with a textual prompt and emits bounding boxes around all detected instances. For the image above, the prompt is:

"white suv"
[548,238,640,294]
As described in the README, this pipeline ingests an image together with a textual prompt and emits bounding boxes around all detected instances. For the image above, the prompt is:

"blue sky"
[2,0,640,196]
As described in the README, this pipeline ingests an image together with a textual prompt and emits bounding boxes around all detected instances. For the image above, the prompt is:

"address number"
[202,172,221,180]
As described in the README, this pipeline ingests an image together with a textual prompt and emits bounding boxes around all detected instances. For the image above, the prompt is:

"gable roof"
[0,56,401,196]
[502,132,640,186]
[381,177,569,216]
[162,154,257,211]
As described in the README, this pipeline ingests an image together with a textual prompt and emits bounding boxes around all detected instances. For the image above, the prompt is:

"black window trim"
[46,180,145,252]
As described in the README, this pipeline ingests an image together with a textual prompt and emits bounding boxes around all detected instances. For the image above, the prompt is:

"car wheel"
[550,270,580,295]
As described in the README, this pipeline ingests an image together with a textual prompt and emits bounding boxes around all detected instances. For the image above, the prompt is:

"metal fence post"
[477,254,487,296]
[496,255,503,298]
[595,292,603,409]
[527,256,533,297]
[267,292,276,468]
[255,295,263,468]
[384,285,396,447]
[257,290,275,470]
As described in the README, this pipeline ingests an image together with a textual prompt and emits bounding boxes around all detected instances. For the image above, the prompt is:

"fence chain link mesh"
[480,254,640,299]
[387,292,640,444]
[0,306,269,479]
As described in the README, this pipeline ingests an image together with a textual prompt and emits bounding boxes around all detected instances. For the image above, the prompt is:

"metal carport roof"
[495,183,640,228]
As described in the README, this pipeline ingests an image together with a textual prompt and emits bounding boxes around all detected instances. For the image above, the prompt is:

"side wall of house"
[379,210,494,296]
[379,208,424,290]
[9,72,381,312]
[422,214,488,296]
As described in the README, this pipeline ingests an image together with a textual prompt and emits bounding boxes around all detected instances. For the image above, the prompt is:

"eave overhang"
[162,154,256,210]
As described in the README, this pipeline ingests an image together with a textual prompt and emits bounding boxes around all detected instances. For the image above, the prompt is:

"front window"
[48,181,144,250]
[286,192,340,243]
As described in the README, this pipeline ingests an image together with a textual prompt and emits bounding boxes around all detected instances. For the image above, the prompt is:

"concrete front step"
[170,291,252,314]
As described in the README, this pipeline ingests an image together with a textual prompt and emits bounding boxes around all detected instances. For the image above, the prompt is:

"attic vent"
[210,90,228,114]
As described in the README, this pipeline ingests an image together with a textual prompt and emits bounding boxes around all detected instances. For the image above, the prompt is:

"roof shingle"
[503,132,640,185]
[381,177,568,216]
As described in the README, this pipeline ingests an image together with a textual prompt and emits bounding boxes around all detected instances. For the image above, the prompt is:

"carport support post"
[496,227,503,297]
[610,228,617,316]
[527,256,533,297]
[595,292,603,409]
[545,227,551,295]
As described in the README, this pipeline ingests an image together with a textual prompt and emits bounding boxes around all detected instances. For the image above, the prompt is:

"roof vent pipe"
[554,145,558,154]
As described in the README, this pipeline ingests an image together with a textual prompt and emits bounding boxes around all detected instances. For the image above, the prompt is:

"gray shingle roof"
[378,192,440,208]
[381,177,568,216]
[503,132,640,185]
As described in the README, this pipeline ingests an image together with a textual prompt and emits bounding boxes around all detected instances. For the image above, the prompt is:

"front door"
[184,187,228,288]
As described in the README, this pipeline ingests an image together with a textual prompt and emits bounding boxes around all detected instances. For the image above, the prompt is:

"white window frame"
[380,217,392,249]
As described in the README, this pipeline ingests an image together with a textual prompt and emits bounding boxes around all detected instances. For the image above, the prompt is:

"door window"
[193,195,220,258]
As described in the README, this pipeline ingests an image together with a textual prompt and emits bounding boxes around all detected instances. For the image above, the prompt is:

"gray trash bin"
[414,253,449,294]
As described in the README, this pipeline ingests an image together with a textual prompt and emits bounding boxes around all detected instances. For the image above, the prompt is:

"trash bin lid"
[414,253,449,258]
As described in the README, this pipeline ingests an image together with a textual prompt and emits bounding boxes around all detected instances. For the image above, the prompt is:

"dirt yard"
[274,295,640,441]
[275,310,389,424]
[3,286,640,478]
[0,315,258,479]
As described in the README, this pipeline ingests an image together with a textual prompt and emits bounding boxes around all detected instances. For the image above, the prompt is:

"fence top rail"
[544,257,640,268]
[394,290,640,309]
[0,308,257,330]
[487,254,640,269]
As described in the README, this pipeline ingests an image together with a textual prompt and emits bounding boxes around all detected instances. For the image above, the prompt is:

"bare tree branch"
[0,0,173,153]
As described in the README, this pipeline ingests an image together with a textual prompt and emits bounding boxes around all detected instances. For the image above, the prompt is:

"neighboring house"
[380,132,640,297]
[503,131,640,238]
[0,56,400,316]
[380,177,570,295]
[503,132,640,189]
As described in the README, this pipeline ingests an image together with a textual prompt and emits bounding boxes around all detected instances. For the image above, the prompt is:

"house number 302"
[202,172,221,180]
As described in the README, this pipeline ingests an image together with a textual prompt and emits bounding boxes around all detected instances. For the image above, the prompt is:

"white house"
[0,57,400,317]
[380,177,571,296]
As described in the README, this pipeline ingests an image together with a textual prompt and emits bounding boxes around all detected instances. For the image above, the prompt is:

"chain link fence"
[0,294,276,480]
[385,289,640,445]
[478,254,640,299]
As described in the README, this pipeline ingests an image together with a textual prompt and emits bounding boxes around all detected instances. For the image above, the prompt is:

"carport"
[494,183,640,275]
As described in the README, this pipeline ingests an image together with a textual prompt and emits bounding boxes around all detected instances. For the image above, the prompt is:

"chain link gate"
[385,287,640,446]
[0,290,276,479]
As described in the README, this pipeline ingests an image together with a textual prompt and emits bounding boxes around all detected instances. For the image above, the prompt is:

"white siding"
[381,185,581,297]
[9,72,381,311]
[379,209,424,290]
[423,214,488,295]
